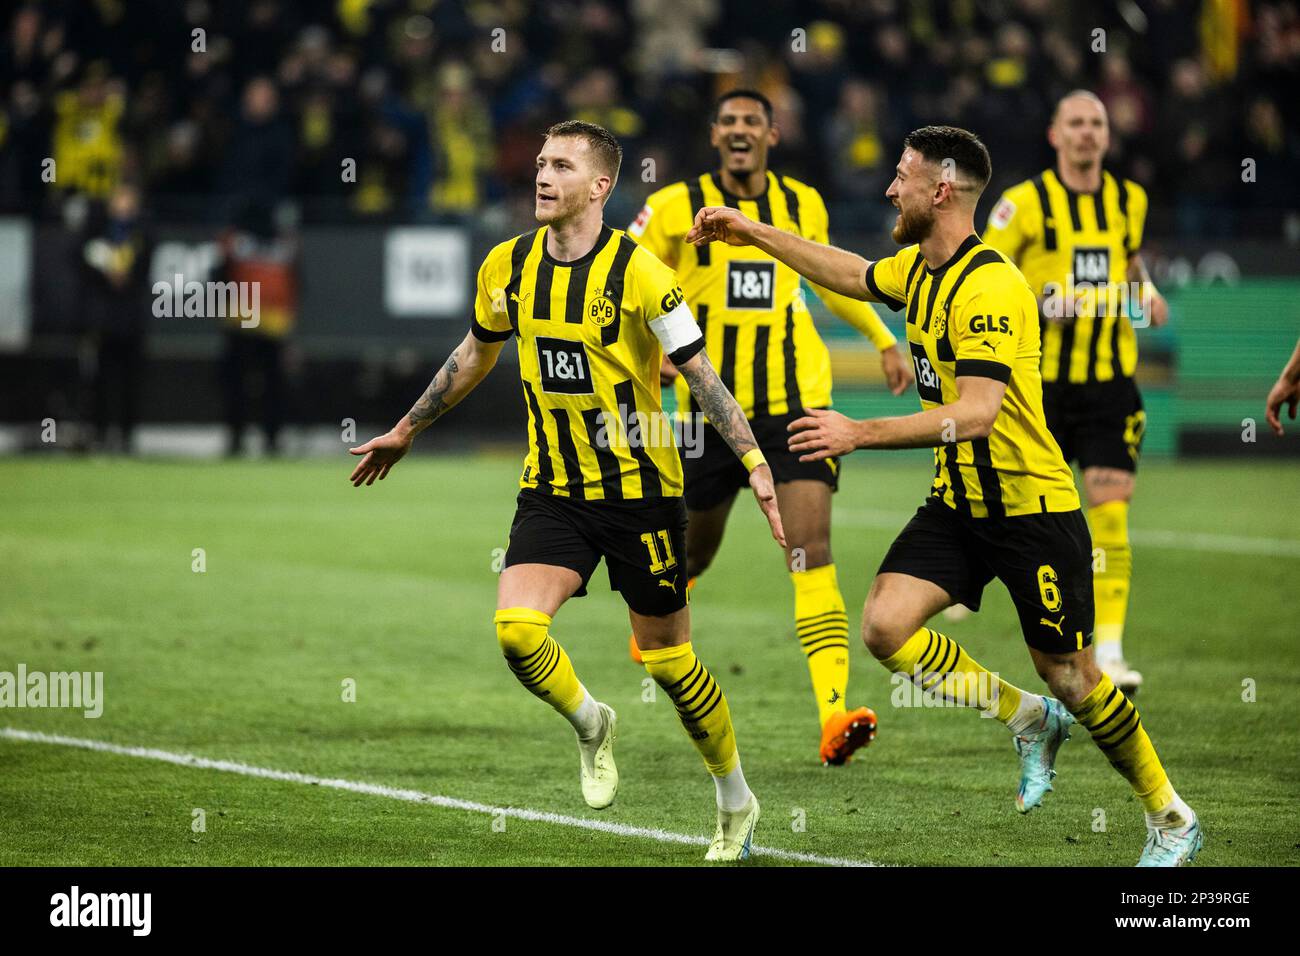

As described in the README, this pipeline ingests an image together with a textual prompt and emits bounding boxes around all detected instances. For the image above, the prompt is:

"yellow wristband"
[741,448,767,473]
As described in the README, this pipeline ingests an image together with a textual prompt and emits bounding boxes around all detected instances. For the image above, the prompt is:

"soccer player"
[1264,336,1300,436]
[981,91,1169,694]
[626,90,913,765]
[686,126,1202,866]
[348,121,785,862]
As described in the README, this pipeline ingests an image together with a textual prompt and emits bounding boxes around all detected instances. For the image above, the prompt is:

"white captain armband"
[650,301,705,366]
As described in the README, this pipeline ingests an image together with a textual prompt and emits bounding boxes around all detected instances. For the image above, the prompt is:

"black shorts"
[683,410,839,512]
[504,489,689,617]
[878,498,1095,653]
[1042,379,1146,473]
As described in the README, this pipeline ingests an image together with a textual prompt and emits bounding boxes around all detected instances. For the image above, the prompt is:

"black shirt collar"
[1049,167,1107,200]
[710,171,771,203]
[541,223,613,267]
[926,233,982,276]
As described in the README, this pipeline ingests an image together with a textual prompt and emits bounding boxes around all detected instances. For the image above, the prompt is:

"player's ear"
[932,177,950,207]
[767,123,780,148]
[708,121,722,149]
[1047,123,1060,151]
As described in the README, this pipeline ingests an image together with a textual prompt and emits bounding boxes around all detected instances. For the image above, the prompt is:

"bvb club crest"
[931,307,947,338]
[588,288,617,327]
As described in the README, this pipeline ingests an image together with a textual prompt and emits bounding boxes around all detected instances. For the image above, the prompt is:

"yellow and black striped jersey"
[472,224,697,501]
[52,90,125,199]
[628,171,895,420]
[983,169,1148,385]
[864,234,1080,517]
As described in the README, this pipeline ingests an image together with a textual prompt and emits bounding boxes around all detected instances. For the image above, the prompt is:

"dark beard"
[891,206,932,244]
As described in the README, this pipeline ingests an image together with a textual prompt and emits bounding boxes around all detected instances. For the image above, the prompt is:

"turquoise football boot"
[1138,812,1204,867]
[1014,697,1074,813]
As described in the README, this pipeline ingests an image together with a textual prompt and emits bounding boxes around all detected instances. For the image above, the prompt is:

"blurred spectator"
[1237,95,1300,233]
[1158,58,1233,236]
[788,21,851,183]
[218,201,299,456]
[52,63,125,200]
[0,80,50,212]
[218,76,294,222]
[78,183,151,453]
[429,62,493,217]
[825,79,895,217]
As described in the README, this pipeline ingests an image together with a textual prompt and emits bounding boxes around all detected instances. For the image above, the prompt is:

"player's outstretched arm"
[686,207,872,299]
[349,330,505,486]
[1265,336,1300,437]
[787,376,1006,460]
[674,349,785,547]
[1127,254,1168,328]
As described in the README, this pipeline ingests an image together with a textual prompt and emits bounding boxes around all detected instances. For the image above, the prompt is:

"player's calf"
[496,608,617,807]
[640,640,758,861]
[1064,669,1203,866]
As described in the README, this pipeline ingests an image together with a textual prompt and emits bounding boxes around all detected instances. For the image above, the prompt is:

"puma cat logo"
[1040,615,1065,636]
[658,579,678,593]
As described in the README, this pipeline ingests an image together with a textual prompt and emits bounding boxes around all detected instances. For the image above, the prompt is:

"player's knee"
[1036,651,1098,709]
[494,609,549,659]
[686,543,719,578]
[789,541,832,570]
[861,601,906,659]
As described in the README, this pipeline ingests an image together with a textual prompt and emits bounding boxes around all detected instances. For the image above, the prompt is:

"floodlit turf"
[2,453,1297,866]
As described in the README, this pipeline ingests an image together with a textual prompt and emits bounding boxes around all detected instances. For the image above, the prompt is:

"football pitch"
[2,454,1297,867]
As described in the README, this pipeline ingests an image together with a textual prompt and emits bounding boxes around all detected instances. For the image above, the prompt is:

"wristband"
[741,448,767,473]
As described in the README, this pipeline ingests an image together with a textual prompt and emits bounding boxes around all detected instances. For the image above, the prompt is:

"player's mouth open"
[728,141,753,154]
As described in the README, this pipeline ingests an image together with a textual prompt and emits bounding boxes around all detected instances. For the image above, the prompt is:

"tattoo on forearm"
[407,352,460,428]
[680,353,757,459]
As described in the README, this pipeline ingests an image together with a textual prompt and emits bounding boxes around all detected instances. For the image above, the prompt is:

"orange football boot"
[819,706,878,766]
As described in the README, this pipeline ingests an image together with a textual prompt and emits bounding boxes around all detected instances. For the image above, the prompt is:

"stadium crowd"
[2,0,1297,234]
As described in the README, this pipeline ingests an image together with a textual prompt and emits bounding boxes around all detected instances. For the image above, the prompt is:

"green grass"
[1,454,1298,866]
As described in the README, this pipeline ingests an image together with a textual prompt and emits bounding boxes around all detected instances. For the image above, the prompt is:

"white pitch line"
[835,508,1300,558]
[0,727,874,868]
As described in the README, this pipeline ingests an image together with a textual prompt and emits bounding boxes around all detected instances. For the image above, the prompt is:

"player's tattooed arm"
[675,349,785,547]
[675,350,757,458]
[349,330,504,487]
[401,332,504,438]
[406,352,460,430]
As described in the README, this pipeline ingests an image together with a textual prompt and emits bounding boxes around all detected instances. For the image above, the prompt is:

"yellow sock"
[791,564,851,726]
[880,627,1040,729]
[494,608,585,715]
[1090,501,1132,658]
[1069,672,1174,812]
[642,642,738,776]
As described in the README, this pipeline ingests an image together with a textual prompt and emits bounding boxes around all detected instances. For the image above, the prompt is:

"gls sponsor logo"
[50,886,151,936]
[969,314,1010,334]
[660,286,684,313]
